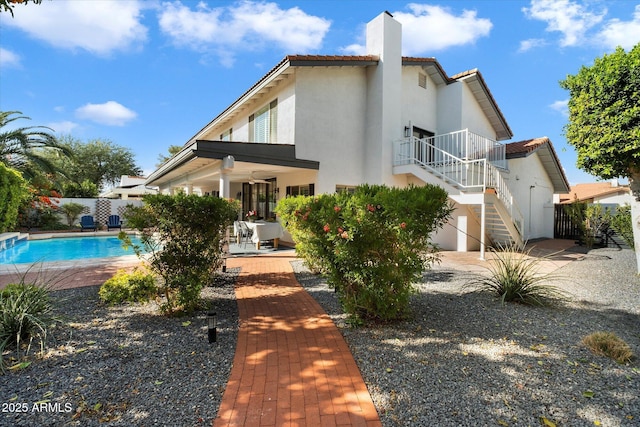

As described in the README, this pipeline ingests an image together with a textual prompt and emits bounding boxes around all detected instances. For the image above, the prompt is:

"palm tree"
[0,110,71,180]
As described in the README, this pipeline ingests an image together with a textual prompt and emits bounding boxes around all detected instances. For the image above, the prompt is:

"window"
[220,128,232,141]
[336,185,356,194]
[418,73,427,89]
[242,178,277,220]
[286,184,315,197]
[248,99,278,143]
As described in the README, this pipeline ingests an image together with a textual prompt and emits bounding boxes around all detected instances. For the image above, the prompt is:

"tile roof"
[558,182,631,203]
[505,137,571,193]
[505,137,550,156]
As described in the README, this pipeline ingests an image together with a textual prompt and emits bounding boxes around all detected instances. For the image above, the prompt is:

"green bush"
[99,269,157,305]
[610,204,634,249]
[122,193,239,314]
[0,163,29,232]
[468,243,569,306]
[0,282,55,368]
[276,184,452,323]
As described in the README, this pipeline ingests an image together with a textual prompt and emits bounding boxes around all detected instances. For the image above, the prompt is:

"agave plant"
[467,243,570,306]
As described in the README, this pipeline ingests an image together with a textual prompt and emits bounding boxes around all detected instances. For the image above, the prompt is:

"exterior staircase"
[393,130,524,249]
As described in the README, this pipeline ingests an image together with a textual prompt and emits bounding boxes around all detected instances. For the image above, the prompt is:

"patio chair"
[80,215,97,232]
[238,221,253,248]
[106,215,122,231]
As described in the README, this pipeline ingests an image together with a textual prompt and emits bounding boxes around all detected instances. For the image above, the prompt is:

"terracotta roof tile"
[558,182,631,203]
[505,137,550,156]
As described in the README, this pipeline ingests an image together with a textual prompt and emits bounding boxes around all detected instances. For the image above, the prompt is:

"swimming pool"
[0,235,145,265]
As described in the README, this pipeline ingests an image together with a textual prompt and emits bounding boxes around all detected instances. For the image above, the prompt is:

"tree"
[156,145,183,168]
[0,111,70,181]
[0,0,45,17]
[560,43,640,272]
[56,136,142,191]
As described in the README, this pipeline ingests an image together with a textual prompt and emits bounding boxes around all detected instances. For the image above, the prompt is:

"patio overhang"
[146,141,319,190]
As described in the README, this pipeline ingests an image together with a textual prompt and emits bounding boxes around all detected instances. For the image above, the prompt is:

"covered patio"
[146,141,319,220]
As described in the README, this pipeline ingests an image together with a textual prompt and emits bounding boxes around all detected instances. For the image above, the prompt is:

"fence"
[554,203,628,248]
[52,198,143,228]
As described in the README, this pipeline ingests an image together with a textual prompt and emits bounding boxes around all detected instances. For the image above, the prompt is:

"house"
[556,180,633,206]
[146,12,569,256]
[100,175,158,200]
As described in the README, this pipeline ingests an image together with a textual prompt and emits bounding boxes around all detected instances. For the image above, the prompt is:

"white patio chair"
[238,221,253,248]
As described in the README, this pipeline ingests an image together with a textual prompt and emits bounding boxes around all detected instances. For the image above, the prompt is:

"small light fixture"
[404,126,411,138]
[207,311,217,343]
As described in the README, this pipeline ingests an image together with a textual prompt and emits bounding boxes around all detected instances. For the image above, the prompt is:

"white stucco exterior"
[147,12,569,253]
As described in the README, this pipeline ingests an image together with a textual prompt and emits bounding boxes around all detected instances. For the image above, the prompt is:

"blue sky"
[1,0,639,186]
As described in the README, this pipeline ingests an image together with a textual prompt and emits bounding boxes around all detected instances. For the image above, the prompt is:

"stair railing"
[485,163,524,236]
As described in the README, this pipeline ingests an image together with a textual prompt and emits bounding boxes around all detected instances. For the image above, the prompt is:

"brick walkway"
[214,253,381,427]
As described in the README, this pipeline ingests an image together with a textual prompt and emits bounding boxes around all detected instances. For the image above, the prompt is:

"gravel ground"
[294,247,640,427]
[1,269,239,427]
[2,248,639,427]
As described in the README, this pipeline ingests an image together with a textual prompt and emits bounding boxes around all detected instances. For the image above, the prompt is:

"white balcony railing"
[393,132,523,237]
[408,129,507,170]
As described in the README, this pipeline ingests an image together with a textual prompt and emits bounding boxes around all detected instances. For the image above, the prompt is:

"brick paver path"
[214,253,381,427]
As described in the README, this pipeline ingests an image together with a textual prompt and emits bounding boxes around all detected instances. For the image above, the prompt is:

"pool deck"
[0,238,584,290]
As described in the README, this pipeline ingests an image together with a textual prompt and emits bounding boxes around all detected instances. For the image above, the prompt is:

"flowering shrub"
[276,184,452,323]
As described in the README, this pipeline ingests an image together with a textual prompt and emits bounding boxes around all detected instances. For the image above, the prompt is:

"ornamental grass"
[582,331,634,364]
[468,243,570,306]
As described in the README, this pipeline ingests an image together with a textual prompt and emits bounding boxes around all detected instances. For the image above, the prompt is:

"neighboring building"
[556,180,633,206]
[100,175,158,200]
[146,12,569,255]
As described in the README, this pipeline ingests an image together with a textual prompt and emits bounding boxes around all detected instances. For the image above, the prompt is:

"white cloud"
[518,38,547,52]
[158,1,330,64]
[597,4,640,50]
[48,121,79,134]
[3,0,148,56]
[341,43,366,55]
[75,101,137,126]
[0,47,21,68]
[549,99,569,117]
[393,4,492,55]
[522,0,605,47]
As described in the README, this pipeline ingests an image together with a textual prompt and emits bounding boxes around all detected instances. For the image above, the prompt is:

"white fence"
[52,198,143,227]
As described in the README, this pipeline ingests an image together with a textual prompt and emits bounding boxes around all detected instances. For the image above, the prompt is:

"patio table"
[244,221,284,250]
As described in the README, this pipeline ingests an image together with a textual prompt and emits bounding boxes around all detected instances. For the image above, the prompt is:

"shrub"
[0,281,55,369]
[121,193,238,314]
[610,204,634,249]
[0,163,29,233]
[276,184,453,323]
[582,331,633,363]
[99,269,157,305]
[467,243,570,306]
[59,202,86,227]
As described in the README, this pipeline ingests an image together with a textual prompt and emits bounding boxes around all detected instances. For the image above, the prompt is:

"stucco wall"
[401,67,438,134]
[502,153,556,240]
[460,81,497,139]
[294,67,368,194]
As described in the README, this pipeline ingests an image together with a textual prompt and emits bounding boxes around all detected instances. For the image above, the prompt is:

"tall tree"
[56,136,142,190]
[156,145,183,168]
[0,111,70,180]
[560,43,640,272]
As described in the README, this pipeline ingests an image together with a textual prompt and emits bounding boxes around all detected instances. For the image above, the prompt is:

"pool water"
[0,236,145,265]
